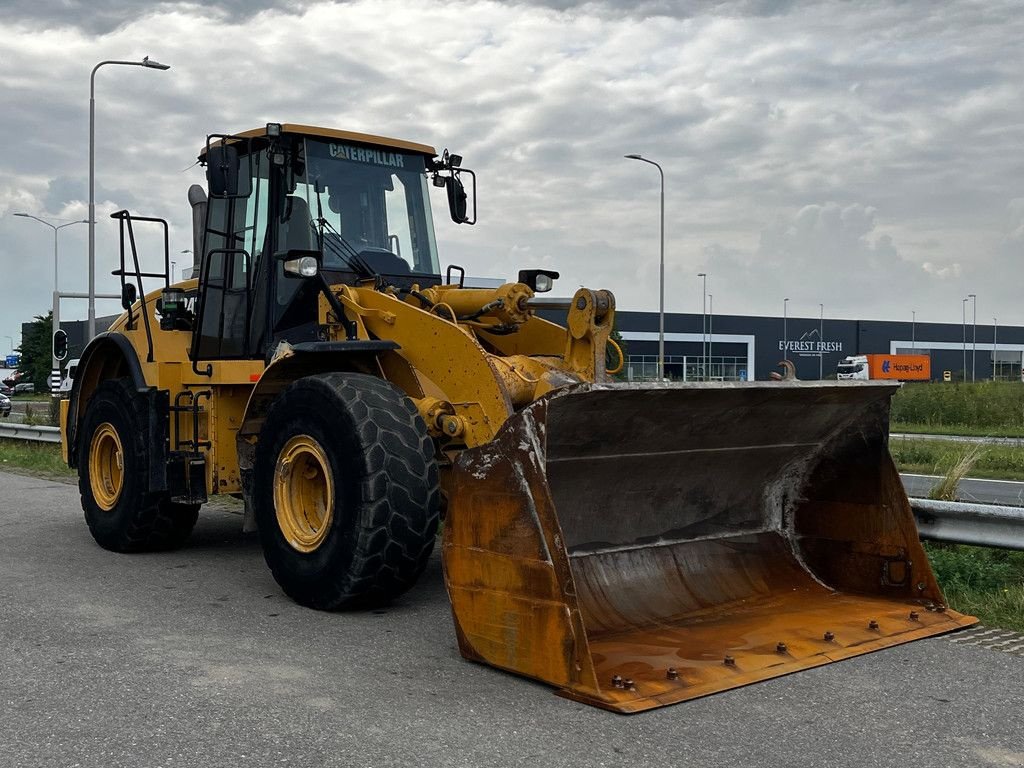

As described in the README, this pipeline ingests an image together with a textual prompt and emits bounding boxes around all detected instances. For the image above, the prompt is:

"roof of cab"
[200,124,437,159]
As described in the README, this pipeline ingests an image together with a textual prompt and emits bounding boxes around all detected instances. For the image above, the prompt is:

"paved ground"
[2,469,1024,768]
[902,472,1024,507]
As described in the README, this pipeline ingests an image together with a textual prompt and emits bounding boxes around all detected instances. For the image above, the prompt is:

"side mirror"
[446,175,468,224]
[121,283,137,310]
[52,330,68,362]
[207,144,241,198]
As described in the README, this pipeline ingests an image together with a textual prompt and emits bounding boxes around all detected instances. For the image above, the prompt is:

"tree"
[16,312,53,391]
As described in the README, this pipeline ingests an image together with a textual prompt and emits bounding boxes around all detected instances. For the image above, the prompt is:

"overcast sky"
[2,0,1023,355]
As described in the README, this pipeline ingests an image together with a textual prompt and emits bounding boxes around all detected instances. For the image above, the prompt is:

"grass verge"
[890,437,1024,481]
[0,441,74,481]
[892,381,1024,435]
[892,421,1024,438]
[924,542,1024,632]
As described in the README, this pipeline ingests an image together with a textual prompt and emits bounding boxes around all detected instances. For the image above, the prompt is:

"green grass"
[892,421,1024,438]
[924,542,1024,632]
[892,381,1024,435]
[890,437,1024,481]
[0,441,74,481]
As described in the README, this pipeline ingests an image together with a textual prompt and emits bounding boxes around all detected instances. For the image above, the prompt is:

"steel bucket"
[443,382,975,713]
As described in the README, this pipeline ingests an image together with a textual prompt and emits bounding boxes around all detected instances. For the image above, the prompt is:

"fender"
[65,334,167,495]
[234,340,400,530]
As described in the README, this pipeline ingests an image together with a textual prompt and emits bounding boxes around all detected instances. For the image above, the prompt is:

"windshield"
[294,138,440,276]
[837,364,864,373]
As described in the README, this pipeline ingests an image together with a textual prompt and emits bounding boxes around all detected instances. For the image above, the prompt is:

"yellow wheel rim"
[89,422,124,511]
[274,435,335,553]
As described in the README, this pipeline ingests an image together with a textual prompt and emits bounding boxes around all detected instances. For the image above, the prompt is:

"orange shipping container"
[867,354,931,380]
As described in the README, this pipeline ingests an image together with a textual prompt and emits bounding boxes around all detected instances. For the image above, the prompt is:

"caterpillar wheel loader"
[62,123,974,713]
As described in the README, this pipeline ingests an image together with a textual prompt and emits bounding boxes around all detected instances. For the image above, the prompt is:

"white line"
[958,632,1020,646]
[902,473,1024,487]
[988,635,1024,647]
[949,627,1001,641]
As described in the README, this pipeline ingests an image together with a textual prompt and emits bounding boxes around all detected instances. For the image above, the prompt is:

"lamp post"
[993,317,998,381]
[783,297,790,367]
[89,56,171,341]
[14,213,89,372]
[708,293,713,380]
[911,310,916,351]
[968,293,977,382]
[698,272,707,379]
[625,154,665,381]
[962,297,968,381]
[818,303,824,379]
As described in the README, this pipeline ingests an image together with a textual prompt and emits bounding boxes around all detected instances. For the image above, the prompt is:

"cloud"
[1,0,1024,351]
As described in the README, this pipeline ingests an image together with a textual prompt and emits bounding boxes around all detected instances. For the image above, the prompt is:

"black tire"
[78,378,198,552]
[253,372,440,610]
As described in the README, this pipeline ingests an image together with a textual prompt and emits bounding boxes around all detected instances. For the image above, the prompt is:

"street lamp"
[962,297,968,381]
[14,213,88,371]
[968,293,977,382]
[625,154,665,381]
[708,293,713,380]
[819,303,824,380]
[993,316,999,381]
[783,298,790,366]
[911,310,916,351]
[698,272,708,379]
[89,55,171,341]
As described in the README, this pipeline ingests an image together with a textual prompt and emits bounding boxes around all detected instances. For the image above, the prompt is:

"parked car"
[0,393,10,417]
[13,382,35,394]
[0,383,12,396]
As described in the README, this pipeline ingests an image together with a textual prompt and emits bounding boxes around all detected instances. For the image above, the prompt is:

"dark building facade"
[614,310,1024,382]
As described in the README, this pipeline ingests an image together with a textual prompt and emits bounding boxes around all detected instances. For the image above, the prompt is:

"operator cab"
[190,124,472,364]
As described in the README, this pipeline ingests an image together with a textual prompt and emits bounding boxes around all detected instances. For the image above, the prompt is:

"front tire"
[254,373,440,610]
[78,378,198,551]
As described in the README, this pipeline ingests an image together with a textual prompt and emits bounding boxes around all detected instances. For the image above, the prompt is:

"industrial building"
[22,309,1023,385]
[615,310,1024,382]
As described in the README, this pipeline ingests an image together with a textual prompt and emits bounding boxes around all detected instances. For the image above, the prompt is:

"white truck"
[836,355,869,380]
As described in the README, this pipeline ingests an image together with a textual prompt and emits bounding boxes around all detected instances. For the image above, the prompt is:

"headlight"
[283,255,319,278]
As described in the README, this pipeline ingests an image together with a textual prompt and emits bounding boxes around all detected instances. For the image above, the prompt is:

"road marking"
[903,473,1024,487]
[948,625,1024,657]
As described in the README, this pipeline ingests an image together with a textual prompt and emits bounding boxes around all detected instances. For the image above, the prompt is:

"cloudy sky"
[2,0,1023,354]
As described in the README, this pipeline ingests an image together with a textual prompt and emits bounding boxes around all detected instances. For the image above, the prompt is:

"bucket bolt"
[909,611,920,621]
[724,655,736,667]
[611,675,624,689]
[868,620,879,630]
[623,678,635,690]
[776,642,788,654]
[823,631,835,642]
[666,668,679,681]
[935,604,947,613]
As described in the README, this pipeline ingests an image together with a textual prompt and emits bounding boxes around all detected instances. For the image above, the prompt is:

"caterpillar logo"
[329,143,405,168]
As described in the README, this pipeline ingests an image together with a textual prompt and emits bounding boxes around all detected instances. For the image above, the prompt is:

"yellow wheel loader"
[62,123,974,713]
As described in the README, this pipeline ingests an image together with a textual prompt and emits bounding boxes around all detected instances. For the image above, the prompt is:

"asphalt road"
[901,473,1024,507]
[2,470,1024,768]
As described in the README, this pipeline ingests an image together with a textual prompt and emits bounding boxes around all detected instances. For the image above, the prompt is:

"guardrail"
[0,422,61,443]
[1,422,1023,550]
[911,498,1024,551]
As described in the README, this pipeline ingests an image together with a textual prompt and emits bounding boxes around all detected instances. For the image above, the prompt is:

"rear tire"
[78,378,198,552]
[253,372,440,610]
